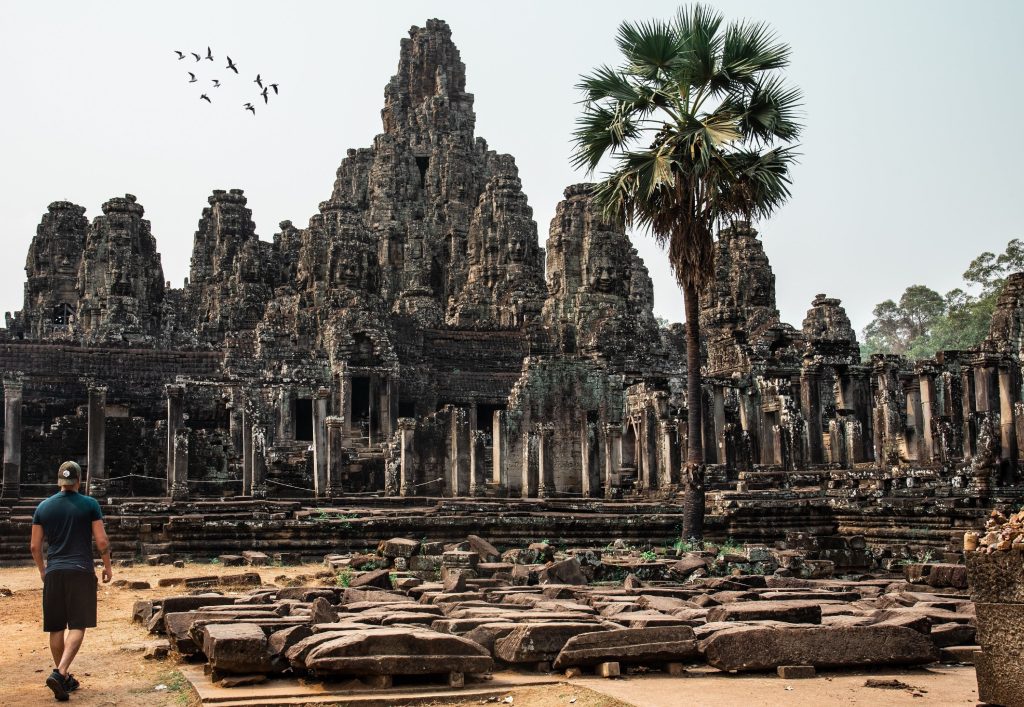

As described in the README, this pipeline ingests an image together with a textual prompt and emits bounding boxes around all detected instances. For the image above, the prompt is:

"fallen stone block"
[350,568,392,589]
[494,622,606,664]
[467,535,501,562]
[596,661,620,677]
[701,624,939,672]
[218,554,245,566]
[202,623,275,674]
[379,538,420,558]
[930,622,976,648]
[706,600,822,625]
[777,665,815,679]
[553,626,698,669]
[303,628,493,676]
[538,557,587,586]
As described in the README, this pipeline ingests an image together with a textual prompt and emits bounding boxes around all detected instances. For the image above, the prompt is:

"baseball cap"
[57,461,81,486]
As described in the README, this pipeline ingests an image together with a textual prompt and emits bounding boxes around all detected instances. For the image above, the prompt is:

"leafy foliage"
[862,238,1023,358]
[572,4,803,290]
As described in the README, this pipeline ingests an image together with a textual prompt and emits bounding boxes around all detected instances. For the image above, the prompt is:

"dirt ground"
[0,562,981,707]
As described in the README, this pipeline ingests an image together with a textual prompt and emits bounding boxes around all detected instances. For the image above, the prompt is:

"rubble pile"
[968,509,1024,552]
[138,536,980,689]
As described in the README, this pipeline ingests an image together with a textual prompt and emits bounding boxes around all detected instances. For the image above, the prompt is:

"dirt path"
[0,563,982,707]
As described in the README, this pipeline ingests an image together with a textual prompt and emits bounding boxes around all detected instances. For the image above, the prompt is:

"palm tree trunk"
[681,280,705,541]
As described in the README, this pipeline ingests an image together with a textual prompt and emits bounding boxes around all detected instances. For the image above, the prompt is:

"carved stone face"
[507,233,526,263]
[587,244,624,294]
[547,270,562,296]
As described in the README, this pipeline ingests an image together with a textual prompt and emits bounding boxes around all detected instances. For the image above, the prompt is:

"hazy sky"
[2,0,1022,333]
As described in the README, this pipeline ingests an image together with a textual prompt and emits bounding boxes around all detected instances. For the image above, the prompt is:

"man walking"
[30,461,113,701]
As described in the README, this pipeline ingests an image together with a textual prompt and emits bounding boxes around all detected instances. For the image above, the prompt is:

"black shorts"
[42,570,97,632]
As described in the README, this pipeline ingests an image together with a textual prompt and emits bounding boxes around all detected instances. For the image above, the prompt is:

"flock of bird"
[174,47,279,115]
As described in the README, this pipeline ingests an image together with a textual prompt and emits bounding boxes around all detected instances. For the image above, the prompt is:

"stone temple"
[1,19,1022,563]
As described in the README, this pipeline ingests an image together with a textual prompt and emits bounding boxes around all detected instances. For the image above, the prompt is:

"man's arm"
[92,519,113,583]
[30,524,45,581]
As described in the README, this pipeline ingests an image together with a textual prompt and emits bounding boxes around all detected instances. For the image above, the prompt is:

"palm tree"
[572,4,802,539]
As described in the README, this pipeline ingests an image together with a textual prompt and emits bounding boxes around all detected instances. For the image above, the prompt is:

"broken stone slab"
[303,628,493,676]
[705,600,823,625]
[670,554,710,580]
[494,622,607,664]
[510,564,542,585]
[350,569,393,590]
[132,600,155,625]
[552,626,698,669]
[466,535,500,562]
[242,551,271,566]
[378,537,420,558]
[930,622,976,648]
[442,570,468,593]
[202,623,276,674]
[310,597,338,625]
[268,625,313,659]
[442,550,480,568]
[538,557,587,586]
[701,624,939,672]
[275,587,340,602]
[905,562,968,589]
[342,588,407,604]
[615,613,691,629]
[871,607,973,626]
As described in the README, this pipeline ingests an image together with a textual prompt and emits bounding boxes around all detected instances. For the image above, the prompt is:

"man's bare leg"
[56,629,85,677]
[49,631,65,667]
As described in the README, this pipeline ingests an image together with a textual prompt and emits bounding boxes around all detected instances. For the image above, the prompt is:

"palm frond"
[615,19,687,81]
[721,19,790,83]
[735,75,803,143]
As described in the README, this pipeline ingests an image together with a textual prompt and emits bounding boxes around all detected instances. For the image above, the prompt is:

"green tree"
[862,285,945,356]
[572,4,801,539]
[862,239,1023,358]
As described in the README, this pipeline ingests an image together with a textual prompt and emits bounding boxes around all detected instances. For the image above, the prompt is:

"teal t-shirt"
[31,491,103,574]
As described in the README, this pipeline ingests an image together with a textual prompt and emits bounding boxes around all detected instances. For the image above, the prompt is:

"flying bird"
[261,87,269,104]
[191,52,201,62]
[270,83,279,95]
[244,102,255,115]
[200,94,211,103]
[254,74,263,89]
[226,56,238,74]
[174,50,185,60]
[205,46,213,61]
[188,72,197,83]
[211,79,221,88]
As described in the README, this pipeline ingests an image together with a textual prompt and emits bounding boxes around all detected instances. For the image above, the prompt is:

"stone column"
[998,366,1017,464]
[277,386,294,440]
[603,423,621,499]
[251,421,268,499]
[339,364,352,441]
[800,365,823,464]
[470,430,486,497]
[919,369,937,463]
[492,411,505,486]
[87,384,107,498]
[2,378,23,502]
[906,383,924,462]
[711,386,726,466]
[312,387,330,497]
[536,423,555,498]
[165,384,184,495]
[398,417,416,496]
[367,374,379,447]
[227,401,242,456]
[326,415,344,497]
[380,376,393,441]
[241,404,253,495]
[580,418,593,498]
[521,424,536,499]
[658,419,675,489]
[170,428,189,500]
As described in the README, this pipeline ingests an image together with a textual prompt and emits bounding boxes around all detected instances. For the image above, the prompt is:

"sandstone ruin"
[1,18,1021,568]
